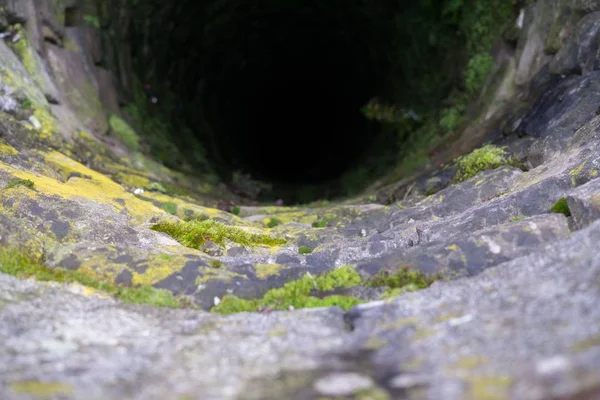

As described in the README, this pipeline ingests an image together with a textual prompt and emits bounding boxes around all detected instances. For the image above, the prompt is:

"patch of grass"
[162,202,178,215]
[151,219,286,249]
[0,247,182,308]
[312,217,331,228]
[453,144,511,183]
[550,198,571,217]
[368,265,441,291]
[4,179,35,190]
[108,114,140,152]
[267,217,282,228]
[298,246,313,255]
[212,265,363,314]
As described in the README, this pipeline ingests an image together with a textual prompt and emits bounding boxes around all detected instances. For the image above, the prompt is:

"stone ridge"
[0,0,599,399]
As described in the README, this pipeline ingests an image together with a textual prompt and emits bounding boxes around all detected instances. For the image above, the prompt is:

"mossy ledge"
[453,144,520,183]
[0,248,184,308]
[151,219,286,249]
[369,266,443,299]
[212,266,363,314]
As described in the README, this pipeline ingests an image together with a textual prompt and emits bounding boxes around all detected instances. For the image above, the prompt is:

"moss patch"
[453,144,511,183]
[369,265,441,291]
[212,266,363,314]
[162,201,178,215]
[550,198,571,217]
[267,217,282,228]
[312,217,331,228]
[298,246,313,255]
[109,114,140,152]
[151,219,286,250]
[4,178,35,190]
[0,247,183,308]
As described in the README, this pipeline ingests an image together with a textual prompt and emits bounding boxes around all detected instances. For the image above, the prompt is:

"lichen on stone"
[0,247,183,308]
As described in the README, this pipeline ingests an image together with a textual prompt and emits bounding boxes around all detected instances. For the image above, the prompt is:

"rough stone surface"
[0,0,599,399]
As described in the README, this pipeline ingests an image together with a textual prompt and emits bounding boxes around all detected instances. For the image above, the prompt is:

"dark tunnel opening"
[201,3,386,185]
[127,0,514,203]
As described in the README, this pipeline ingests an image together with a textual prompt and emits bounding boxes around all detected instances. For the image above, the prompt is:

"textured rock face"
[0,0,600,399]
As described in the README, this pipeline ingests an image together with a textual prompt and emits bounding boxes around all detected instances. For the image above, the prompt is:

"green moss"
[212,265,363,314]
[464,53,494,95]
[83,14,100,29]
[4,178,35,190]
[312,217,331,228]
[369,265,441,291]
[298,246,313,255]
[379,284,422,299]
[208,259,223,269]
[108,114,140,152]
[151,219,286,249]
[453,144,511,183]
[0,247,182,308]
[509,216,525,222]
[550,198,571,217]
[231,206,241,216]
[149,182,167,193]
[267,217,282,228]
[162,202,178,215]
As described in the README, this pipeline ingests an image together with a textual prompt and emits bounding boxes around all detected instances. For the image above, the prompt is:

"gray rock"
[550,11,600,75]
[568,177,600,229]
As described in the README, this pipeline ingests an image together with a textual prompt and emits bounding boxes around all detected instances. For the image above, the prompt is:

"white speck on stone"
[133,188,144,195]
[448,314,474,327]
[288,305,294,311]
[517,9,525,29]
[480,235,501,254]
[536,355,570,375]
[29,115,42,130]
[213,296,221,306]
[313,372,374,396]
[389,373,429,389]
[360,229,367,237]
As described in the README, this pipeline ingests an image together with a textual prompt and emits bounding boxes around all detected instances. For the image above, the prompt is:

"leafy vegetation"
[298,246,313,255]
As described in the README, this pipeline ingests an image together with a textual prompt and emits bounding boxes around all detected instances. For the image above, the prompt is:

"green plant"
[368,265,441,290]
[162,202,177,215]
[231,206,241,216]
[550,198,571,217]
[212,266,363,314]
[109,114,140,152]
[4,179,35,190]
[312,217,331,228]
[298,246,313,255]
[83,15,100,29]
[267,218,282,228]
[151,219,286,249]
[453,144,510,183]
[208,259,223,268]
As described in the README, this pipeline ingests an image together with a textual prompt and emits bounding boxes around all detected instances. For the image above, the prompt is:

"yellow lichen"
[131,253,188,287]
[0,140,18,157]
[254,263,286,280]
[569,161,587,186]
[468,376,512,400]
[10,381,72,397]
